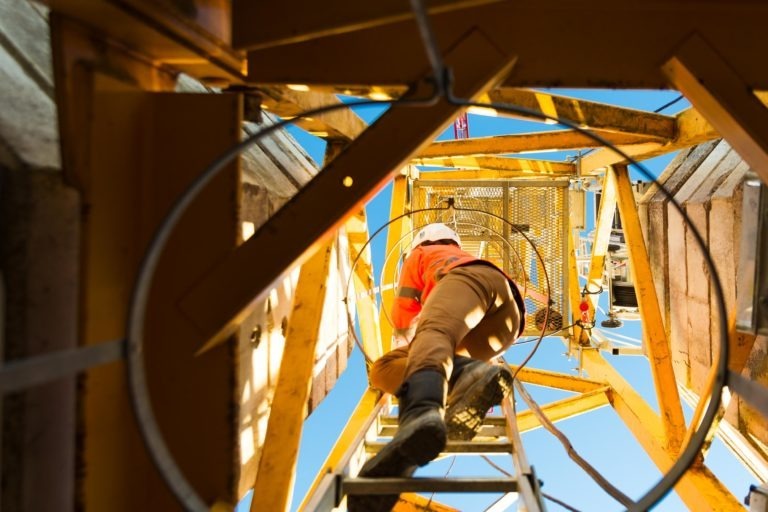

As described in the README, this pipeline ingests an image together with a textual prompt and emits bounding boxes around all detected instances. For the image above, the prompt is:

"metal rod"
[0,339,124,393]
[343,476,518,494]
[365,440,513,454]
[728,370,768,418]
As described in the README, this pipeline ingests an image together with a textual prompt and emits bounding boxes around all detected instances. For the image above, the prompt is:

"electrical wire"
[513,379,635,508]
[543,492,584,512]
[480,454,585,512]
[654,94,686,113]
[481,455,513,477]
[124,1,729,509]
[425,455,457,509]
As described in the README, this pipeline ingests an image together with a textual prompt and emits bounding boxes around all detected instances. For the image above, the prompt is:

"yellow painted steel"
[180,30,517,346]
[298,389,383,510]
[394,494,460,512]
[663,34,768,184]
[567,224,589,345]
[243,3,768,90]
[233,0,505,50]
[251,241,334,512]
[509,365,606,393]
[347,209,385,362]
[378,174,409,354]
[417,130,659,159]
[580,105,722,175]
[415,162,574,179]
[486,89,676,139]
[46,0,244,84]
[259,86,367,141]
[581,351,742,510]
[612,164,686,453]
[516,387,611,433]
[586,170,617,318]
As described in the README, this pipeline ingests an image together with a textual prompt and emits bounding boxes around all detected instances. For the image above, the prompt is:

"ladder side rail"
[299,390,388,510]
[502,396,547,512]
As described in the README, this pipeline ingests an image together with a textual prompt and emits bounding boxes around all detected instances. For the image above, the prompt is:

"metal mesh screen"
[411,180,569,335]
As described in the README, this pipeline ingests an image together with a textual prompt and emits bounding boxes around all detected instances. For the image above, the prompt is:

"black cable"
[654,94,686,113]
[543,492,584,512]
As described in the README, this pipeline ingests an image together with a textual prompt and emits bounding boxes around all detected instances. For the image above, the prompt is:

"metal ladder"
[301,391,546,511]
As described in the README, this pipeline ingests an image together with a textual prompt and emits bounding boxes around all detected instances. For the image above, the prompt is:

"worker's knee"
[369,348,409,395]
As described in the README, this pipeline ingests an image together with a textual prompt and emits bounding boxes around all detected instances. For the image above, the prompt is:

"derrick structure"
[0,1,767,512]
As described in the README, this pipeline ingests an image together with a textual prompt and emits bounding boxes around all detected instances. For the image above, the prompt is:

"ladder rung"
[365,440,513,454]
[379,425,507,438]
[380,415,507,426]
[343,476,518,495]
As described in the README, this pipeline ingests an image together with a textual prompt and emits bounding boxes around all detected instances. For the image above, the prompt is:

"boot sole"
[347,413,446,512]
[445,367,513,441]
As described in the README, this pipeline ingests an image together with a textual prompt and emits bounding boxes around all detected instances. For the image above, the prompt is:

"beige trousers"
[370,264,522,394]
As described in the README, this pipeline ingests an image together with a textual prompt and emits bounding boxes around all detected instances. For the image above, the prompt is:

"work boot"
[445,357,514,441]
[347,369,447,512]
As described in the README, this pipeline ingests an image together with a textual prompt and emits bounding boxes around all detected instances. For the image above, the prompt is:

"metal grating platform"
[411,179,570,335]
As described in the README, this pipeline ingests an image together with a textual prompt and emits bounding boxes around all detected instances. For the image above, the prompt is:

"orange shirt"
[391,244,525,334]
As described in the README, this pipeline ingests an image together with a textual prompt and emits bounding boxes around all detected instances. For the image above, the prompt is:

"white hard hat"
[412,223,461,250]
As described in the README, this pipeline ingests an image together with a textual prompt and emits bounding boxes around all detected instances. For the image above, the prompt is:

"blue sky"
[238,89,754,511]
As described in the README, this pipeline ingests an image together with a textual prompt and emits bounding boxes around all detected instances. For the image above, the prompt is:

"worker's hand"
[393,326,414,348]
[392,334,410,348]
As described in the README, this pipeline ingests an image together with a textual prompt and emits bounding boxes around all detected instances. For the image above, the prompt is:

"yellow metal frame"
[251,241,335,511]
[36,1,768,510]
[378,174,409,354]
[663,34,768,183]
[612,164,686,452]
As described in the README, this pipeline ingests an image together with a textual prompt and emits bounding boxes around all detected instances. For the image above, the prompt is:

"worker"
[348,223,525,512]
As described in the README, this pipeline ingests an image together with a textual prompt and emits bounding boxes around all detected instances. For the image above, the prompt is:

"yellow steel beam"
[258,86,367,141]
[243,3,768,89]
[586,170,617,317]
[298,389,384,510]
[346,208,384,362]
[417,130,658,159]
[251,240,334,512]
[516,387,611,433]
[379,173,409,354]
[663,34,768,184]
[508,364,606,393]
[180,30,517,345]
[676,106,721,147]
[579,107,720,174]
[567,224,588,345]
[581,350,742,510]
[418,169,572,180]
[486,89,676,139]
[56,35,241,508]
[394,494,459,512]
[232,0,505,49]
[612,164,685,452]
[413,157,575,176]
[44,0,244,84]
